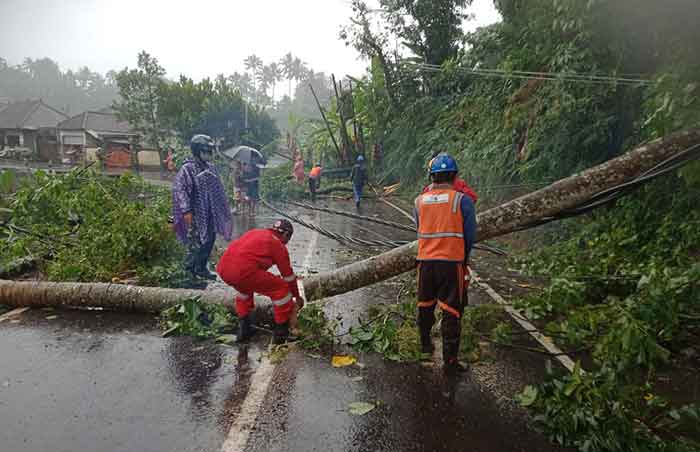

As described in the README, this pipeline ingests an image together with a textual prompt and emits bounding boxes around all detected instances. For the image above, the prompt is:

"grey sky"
[0,0,500,80]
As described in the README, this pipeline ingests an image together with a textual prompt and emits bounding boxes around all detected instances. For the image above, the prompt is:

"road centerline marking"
[220,210,320,452]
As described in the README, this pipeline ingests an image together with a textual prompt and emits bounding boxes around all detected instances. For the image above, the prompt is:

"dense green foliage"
[513,177,700,451]
[259,162,306,201]
[113,51,279,156]
[338,0,700,189]
[335,1,700,450]
[0,169,182,284]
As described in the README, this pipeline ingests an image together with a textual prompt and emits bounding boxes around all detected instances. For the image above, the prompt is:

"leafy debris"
[161,297,237,340]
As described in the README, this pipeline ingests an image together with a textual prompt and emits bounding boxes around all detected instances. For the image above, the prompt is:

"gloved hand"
[295,296,305,310]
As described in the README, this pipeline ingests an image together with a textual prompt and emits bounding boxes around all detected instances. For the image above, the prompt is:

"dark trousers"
[417,261,467,362]
[352,183,364,204]
[308,177,320,201]
[185,229,216,274]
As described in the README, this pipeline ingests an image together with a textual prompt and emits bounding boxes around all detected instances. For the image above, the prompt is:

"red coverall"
[422,177,478,204]
[216,229,300,325]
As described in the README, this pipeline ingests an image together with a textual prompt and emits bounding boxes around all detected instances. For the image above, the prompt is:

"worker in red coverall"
[422,154,478,204]
[216,219,305,344]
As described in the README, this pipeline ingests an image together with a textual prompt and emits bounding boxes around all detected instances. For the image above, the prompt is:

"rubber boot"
[194,264,217,281]
[237,316,255,343]
[272,322,299,345]
[443,338,468,374]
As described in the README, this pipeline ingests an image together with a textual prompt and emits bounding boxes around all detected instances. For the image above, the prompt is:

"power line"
[404,62,654,86]
[417,63,654,85]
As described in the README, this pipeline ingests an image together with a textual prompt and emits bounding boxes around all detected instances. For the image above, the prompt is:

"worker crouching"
[216,220,305,344]
[414,154,477,374]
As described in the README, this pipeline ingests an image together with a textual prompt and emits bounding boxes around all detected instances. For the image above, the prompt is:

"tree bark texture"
[0,128,698,312]
[302,128,700,299]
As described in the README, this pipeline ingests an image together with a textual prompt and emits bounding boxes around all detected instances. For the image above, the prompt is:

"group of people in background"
[171,135,479,368]
[292,149,367,209]
[171,134,304,344]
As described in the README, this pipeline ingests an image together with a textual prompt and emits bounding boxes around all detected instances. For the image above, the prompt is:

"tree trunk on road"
[0,280,237,312]
[302,128,700,299]
[0,129,698,312]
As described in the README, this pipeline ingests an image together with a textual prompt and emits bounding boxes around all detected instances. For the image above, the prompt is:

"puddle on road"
[0,308,265,452]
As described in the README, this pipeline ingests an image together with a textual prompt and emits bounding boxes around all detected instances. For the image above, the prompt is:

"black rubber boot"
[272,322,289,345]
[194,265,217,281]
[236,316,255,343]
[272,322,299,345]
[443,339,468,374]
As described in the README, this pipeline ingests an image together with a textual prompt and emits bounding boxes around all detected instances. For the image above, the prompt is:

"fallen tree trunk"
[0,129,698,311]
[301,128,700,299]
[0,280,237,312]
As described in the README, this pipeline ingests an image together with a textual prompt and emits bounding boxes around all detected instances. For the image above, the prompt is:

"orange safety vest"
[415,185,465,262]
[309,166,322,178]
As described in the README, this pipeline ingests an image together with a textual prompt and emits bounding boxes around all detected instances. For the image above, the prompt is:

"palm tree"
[280,52,295,99]
[243,54,263,104]
[264,62,283,100]
[228,72,253,100]
[291,57,308,98]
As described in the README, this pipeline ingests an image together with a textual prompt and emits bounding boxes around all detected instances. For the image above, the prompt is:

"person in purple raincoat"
[172,134,233,280]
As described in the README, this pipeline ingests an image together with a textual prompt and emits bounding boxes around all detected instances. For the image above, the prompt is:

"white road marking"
[220,357,277,452]
[470,269,577,373]
[221,213,320,452]
[0,307,30,323]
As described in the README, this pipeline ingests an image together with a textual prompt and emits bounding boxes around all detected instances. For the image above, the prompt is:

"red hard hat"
[271,219,294,236]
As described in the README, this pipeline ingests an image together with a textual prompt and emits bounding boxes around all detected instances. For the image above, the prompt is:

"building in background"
[57,108,159,170]
[0,99,68,161]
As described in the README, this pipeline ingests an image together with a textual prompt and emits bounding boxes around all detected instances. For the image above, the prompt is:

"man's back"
[223,229,282,271]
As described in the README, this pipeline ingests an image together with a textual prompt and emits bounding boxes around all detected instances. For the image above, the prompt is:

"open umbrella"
[221,145,264,163]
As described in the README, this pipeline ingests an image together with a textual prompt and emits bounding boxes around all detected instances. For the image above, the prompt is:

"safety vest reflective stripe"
[237,293,251,300]
[452,192,463,214]
[438,301,461,318]
[415,187,465,262]
[283,275,296,282]
[417,232,464,239]
[272,293,292,306]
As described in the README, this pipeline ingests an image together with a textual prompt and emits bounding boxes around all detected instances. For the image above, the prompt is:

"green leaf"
[517,386,538,407]
[348,402,376,415]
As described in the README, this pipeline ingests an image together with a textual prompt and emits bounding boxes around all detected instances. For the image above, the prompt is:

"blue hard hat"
[429,154,458,174]
[357,155,365,162]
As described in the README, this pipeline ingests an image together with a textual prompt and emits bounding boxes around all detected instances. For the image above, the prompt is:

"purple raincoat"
[172,158,233,244]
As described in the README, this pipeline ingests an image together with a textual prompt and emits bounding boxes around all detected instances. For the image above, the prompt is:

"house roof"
[0,99,68,130]
[58,108,133,134]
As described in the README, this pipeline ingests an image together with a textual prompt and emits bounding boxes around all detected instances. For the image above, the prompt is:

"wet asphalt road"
[0,198,570,452]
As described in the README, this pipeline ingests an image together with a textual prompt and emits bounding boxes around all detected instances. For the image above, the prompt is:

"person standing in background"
[350,155,367,209]
[308,164,322,202]
[293,151,305,184]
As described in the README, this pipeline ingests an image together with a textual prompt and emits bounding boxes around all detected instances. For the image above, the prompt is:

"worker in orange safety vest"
[308,164,322,202]
[413,153,477,374]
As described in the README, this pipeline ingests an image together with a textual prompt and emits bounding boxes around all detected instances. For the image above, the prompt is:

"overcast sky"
[0,0,500,81]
